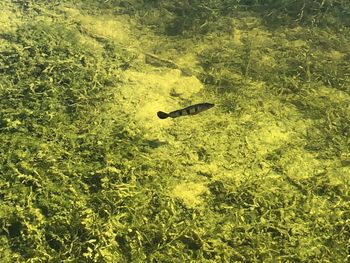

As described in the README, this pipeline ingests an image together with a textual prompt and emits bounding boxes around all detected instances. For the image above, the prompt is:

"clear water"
[0,0,349,262]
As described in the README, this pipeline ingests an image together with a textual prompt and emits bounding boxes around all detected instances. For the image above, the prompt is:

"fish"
[157,102,214,119]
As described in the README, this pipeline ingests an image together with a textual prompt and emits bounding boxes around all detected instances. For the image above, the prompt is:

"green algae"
[0,0,349,262]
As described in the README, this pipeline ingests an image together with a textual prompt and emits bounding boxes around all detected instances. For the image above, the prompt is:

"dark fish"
[157,102,214,119]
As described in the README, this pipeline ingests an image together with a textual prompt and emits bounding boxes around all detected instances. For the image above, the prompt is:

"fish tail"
[157,111,169,119]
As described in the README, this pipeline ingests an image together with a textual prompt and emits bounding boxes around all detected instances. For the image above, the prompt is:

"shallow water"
[0,1,349,262]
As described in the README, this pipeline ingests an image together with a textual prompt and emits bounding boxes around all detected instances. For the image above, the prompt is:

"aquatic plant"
[1,0,349,262]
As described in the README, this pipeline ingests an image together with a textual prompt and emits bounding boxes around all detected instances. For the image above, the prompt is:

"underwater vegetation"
[0,0,349,262]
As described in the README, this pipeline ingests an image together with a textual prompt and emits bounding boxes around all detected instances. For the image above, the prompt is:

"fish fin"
[157,111,169,119]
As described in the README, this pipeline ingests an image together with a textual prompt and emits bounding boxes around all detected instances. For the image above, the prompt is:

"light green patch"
[60,6,134,48]
[175,53,199,71]
[79,34,105,54]
[260,54,276,68]
[317,85,350,103]
[120,69,203,134]
[280,150,321,180]
[213,166,247,182]
[247,122,291,156]
[82,16,132,43]
[257,123,290,145]
[249,28,273,42]
[292,39,308,48]
[232,28,243,45]
[171,182,208,208]
[0,2,23,33]
[193,162,219,176]
[328,166,350,188]
[327,49,345,60]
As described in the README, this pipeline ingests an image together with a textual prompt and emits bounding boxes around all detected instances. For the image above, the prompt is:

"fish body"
[157,102,214,119]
